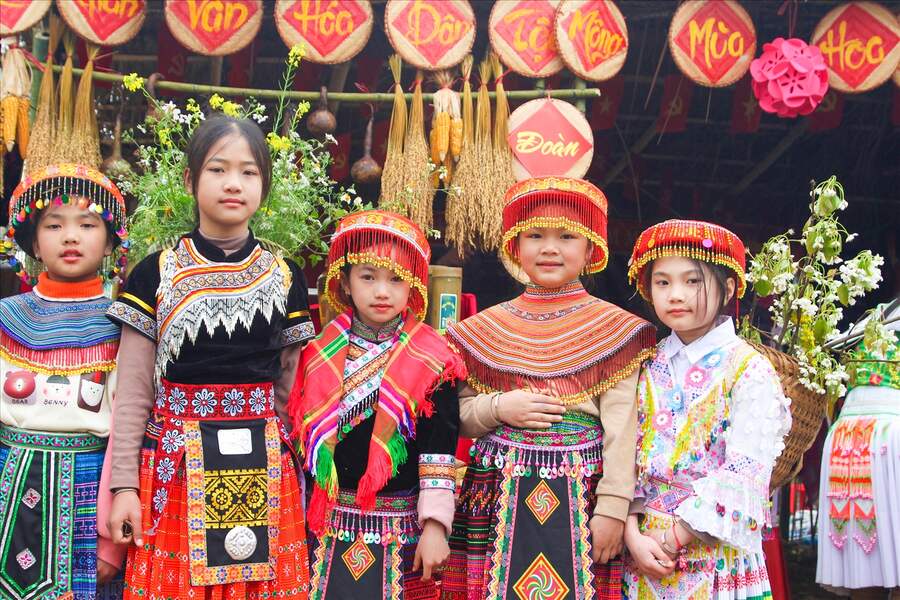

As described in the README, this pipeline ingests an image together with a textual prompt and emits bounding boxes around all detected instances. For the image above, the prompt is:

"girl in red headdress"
[289,210,467,600]
[623,220,791,599]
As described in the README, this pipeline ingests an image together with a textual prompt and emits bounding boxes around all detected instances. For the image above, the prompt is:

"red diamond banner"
[670,0,756,87]
[507,98,594,180]
[275,0,373,64]
[812,2,900,93]
[555,0,628,82]
[0,0,50,36]
[58,0,145,46]
[490,0,563,78]
[165,0,262,56]
[385,0,475,71]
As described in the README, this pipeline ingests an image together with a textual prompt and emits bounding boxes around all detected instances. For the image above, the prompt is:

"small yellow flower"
[288,44,306,68]
[209,93,224,109]
[221,101,241,118]
[266,132,292,153]
[157,127,172,147]
[123,73,145,92]
[186,98,201,114]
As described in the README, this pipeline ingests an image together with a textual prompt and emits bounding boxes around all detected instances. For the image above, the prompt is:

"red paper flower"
[750,38,829,118]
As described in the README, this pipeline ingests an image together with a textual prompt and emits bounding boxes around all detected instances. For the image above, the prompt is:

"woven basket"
[748,341,828,490]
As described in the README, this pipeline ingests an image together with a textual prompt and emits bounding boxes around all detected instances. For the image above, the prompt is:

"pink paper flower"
[750,38,829,118]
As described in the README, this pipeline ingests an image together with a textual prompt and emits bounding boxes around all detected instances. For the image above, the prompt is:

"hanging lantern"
[750,37,829,118]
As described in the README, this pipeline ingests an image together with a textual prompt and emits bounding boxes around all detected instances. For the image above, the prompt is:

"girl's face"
[32,201,112,282]
[186,133,262,237]
[341,264,411,328]
[649,256,735,344]
[517,227,592,288]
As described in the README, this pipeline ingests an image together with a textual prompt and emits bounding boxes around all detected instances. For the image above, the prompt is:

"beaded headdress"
[4,163,129,285]
[501,176,609,275]
[324,210,431,320]
[628,219,747,300]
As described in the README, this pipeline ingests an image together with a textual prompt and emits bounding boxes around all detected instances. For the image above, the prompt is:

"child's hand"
[96,557,119,585]
[589,514,624,564]
[108,490,143,547]
[625,531,675,578]
[496,390,565,429]
[412,520,449,581]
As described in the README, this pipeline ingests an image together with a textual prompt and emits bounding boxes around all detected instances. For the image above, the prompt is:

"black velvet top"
[107,229,314,385]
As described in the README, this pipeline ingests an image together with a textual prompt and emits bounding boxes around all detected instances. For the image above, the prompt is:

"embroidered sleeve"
[416,381,460,533]
[107,252,162,341]
[280,259,315,347]
[675,353,792,552]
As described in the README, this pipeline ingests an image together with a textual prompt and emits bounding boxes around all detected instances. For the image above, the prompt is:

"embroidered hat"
[501,176,609,275]
[628,219,747,300]
[324,210,431,320]
[4,163,129,285]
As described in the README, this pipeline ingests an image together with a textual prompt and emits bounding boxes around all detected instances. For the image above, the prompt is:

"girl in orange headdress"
[442,177,656,599]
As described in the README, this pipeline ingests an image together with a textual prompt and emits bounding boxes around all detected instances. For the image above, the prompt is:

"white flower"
[251,112,268,124]
[792,297,818,317]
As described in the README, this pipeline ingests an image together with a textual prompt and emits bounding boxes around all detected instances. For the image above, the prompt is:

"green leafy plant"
[741,176,890,407]
[117,46,364,266]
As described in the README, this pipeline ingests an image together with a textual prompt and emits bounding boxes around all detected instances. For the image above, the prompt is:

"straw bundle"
[445,55,476,253]
[378,54,407,209]
[25,14,62,175]
[399,71,434,231]
[60,42,101,167]
[483,53,516,251]
[52,29,76,162]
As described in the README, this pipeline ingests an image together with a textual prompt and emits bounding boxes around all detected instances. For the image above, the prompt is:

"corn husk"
[378,54,407,209]
[0,47,32,153]
[483,53,516,251]
[445,55,477,253]
[25,14,62,174]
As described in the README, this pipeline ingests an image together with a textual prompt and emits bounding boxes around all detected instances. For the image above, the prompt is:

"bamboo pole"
[51,65,601,103]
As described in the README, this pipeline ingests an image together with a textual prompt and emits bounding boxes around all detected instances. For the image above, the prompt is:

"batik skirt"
[443,413,622,600]
[123,380,310,600]
[0,426,122,600]
[308,489,436,600]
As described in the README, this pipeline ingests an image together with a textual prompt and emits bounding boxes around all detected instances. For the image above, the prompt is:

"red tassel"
[355,445,392,511]
[307,485,332,536]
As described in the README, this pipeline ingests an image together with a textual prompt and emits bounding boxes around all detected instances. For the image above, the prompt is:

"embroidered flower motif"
[192,389,216,417]
[868,373,884,385]
[703,350,723,368]
[665,388,685,411]
[222,389,246,417]
[161,430,185,453]
[155,389,166,409]
[652,411,673,431]
[153,487,169,512]
[167,388,187,415]
[249,387,268,415]
[156,457,176,483]
[685,365,710,388]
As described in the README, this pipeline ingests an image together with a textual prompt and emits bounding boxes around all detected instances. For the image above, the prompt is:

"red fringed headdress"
[628,219,747,300]
[501,176,610,275]
[324,210,431,320]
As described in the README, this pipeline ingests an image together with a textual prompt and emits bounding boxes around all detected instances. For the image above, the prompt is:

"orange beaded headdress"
[501,176,610,275]
[324,210,431,320]
[4,163,129,285]
[628,219,747,300]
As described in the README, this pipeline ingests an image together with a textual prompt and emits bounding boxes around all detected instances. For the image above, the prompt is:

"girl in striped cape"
[289,210,466,600]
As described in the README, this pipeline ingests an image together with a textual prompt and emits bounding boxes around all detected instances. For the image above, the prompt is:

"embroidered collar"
[188,228,256,263]
[33,272,105,301]
[521,280,588,302]
[663,316,736,368]
[350,313,403,343]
